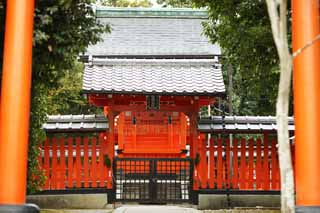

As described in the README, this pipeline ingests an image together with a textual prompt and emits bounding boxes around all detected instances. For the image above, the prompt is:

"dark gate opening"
[114,158,193,203]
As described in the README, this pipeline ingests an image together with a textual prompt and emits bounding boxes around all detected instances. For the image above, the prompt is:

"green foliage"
[28,0,108,193]
[47,61,102,115]
[192,0,282,115]
[157,0,193,7]
[161,0,291,116]
[0,0,109,194]
[103,154,112,168]
[102,0,153,7]
[28,84,49,194]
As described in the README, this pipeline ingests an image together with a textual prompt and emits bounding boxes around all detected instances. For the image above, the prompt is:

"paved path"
[113,205,201,213]
[41,210,113,213]
[40,207,280,213]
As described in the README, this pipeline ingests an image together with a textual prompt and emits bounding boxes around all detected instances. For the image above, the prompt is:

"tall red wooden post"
[189,112,199,189]
[198,133,207,188]
[0,0,39,211]
[106,110,115,189]
[292,0,320,211]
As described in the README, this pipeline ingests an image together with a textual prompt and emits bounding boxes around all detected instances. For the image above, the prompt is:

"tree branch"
[293,34,320,58]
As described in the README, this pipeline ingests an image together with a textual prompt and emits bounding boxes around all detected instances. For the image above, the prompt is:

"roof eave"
[82,89,227,97]
[79,54,222,62]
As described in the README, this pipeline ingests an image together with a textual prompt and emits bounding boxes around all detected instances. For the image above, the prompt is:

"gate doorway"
[114,158,193,203]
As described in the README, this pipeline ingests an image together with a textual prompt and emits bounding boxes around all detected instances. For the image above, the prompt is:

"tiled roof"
[43,115,295,133]
[82,58,225,96]
[95,7,208,18]
[85,7,220,56]
[43,114,108,133]
[199,116,295,133]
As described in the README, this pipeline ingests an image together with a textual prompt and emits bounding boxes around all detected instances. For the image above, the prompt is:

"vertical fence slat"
[232,138,238,189]
[99,142,105,188]
[239,138,246,189]
[56,138,61,189]
[51,137,57,190]
[59,137,66,189]
[67,137,73,188]
[276,142,281,190]
[91,137,97,187]
[263,134,270,190]
[75,137,81,188]
[256,138,262,189]
[217,138,223,189]
[44,138,50,189]
[271,139,278,190]
[198,135,208,189]
[83,136,89,188]
[209,138,215,189]
[248,138,254,189]
[225,138,230,189]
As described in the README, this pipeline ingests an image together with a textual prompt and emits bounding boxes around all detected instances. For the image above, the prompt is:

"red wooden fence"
[40,133,294,192]
[40,134,113,190]
[195,135,295,191]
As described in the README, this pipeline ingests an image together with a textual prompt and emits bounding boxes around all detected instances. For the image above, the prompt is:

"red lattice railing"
[194,135,295,191]
[39,133,113,190]
[39,132,295,192]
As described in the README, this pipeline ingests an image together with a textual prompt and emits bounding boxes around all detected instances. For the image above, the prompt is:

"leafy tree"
[101,0,153,7]
[47,61,102,115]
[192,0,282,115]
[157,0,193,7]
[160,0,289,116]
[0,0,109,193]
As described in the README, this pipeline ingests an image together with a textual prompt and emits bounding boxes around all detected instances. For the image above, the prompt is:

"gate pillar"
[104,108,116,189]
[0,1,39,212]
[293,0,320,210]
[189,112,199,190]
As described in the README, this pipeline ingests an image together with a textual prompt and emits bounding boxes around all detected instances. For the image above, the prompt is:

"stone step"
[27,194,111,210]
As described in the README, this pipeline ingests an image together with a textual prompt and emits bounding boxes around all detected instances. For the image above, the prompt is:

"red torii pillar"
[0,0,39,212]
[292,0,320,211]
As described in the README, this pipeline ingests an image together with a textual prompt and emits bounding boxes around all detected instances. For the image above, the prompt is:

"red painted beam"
[292,0,320,208]
[0,0,35,205]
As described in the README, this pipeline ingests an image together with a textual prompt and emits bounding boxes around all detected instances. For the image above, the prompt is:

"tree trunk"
[265,0,295,212]
[227,64,233,116]
[276,55,295,213]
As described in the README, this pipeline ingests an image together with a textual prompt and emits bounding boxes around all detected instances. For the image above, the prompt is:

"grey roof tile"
[95,7,209,18]
[85,8,220,56]
[199,116,295,132]
[43,115,295,133]
[43,114,108,133]
[82,58,225,95]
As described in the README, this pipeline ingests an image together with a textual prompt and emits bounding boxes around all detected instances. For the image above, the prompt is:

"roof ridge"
[95,6,208,19]
[89,58,220,66]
